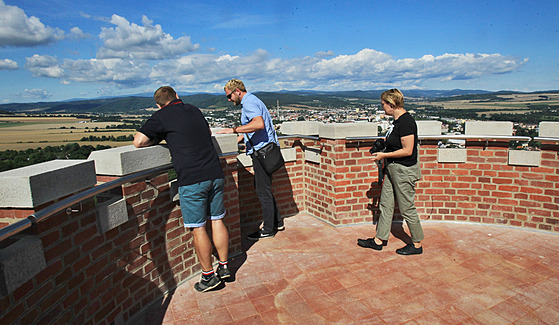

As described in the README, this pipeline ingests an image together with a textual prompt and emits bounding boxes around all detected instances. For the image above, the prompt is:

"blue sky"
[0,0,558,103]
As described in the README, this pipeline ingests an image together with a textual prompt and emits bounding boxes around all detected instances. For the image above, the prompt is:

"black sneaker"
[396,243,423,255]
[194,274,221,292]
[247,229,276,241]
[216,265,231,279]
[276,225,285,231]
[357,238,384,251]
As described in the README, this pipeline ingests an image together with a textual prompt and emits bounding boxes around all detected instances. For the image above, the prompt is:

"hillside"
[1,89,556,114]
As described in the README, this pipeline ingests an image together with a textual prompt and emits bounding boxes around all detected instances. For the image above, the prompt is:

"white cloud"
[97,15,199,60]
[20,88,52,100]
[0,58,18,70]
[68,27,88,40]
[148,48,527,91]
[25,54,64,78]
[23,47,528,93]
[16,7,526,95]
[0,1,64,47]
[60,58,152,86]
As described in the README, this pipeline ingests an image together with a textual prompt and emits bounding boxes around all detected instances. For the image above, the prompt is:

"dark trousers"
[252,156,282,233]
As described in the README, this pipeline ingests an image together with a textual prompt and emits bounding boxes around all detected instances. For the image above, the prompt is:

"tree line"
[80,135,134,142]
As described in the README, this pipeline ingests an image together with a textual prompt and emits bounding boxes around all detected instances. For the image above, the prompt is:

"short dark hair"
[154,86,176,107]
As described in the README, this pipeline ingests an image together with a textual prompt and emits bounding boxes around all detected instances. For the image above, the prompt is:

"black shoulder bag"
[248,136,285,174]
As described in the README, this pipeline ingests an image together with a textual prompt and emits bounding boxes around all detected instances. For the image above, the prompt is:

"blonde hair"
[381,89,404,109]
[224,78,247,92]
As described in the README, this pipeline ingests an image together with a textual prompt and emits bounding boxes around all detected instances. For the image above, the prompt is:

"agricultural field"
[0,116,137,151]
[415,92,559,112]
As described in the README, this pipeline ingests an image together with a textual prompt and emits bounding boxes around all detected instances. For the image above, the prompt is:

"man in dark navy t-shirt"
[134,86,230,292]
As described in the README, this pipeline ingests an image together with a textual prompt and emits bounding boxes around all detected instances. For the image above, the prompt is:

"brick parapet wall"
[1,131,559,324]
[416,139,559,232]
[294,135,558,233]
[0,155,242,325]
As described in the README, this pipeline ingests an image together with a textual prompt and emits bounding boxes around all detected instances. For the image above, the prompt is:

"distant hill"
[1,89,554,114]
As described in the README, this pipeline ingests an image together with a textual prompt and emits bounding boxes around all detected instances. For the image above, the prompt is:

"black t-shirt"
[139,99,224,186]
[385,112,418,166]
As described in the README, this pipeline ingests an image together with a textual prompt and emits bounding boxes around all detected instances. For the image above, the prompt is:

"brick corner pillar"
[314,122,379,226]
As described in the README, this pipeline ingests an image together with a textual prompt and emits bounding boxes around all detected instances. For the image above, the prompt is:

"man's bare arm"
[133,132,158,148]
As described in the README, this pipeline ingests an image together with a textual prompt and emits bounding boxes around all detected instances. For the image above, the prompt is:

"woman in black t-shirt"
[358,89,424,255]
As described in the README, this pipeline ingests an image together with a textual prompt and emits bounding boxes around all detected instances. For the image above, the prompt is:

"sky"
[0,0,558,103]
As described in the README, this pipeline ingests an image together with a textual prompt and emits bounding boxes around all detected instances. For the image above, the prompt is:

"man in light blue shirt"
[217,79,284,240]
[239,92,278,154]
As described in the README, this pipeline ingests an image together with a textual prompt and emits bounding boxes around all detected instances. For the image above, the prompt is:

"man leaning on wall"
[134,86,230,292]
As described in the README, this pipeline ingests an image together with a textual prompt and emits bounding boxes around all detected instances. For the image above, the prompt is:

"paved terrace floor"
[136,213,559,325]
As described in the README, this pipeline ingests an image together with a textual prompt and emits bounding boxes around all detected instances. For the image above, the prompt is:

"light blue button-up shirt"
[240,93,278,155]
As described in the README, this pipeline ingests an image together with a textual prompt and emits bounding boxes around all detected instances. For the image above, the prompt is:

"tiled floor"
[137,213,559,324]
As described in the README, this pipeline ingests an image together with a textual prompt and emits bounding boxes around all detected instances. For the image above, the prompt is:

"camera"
[369,138,386,155]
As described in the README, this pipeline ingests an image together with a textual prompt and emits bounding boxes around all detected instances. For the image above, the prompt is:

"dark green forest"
[80,135,134,142]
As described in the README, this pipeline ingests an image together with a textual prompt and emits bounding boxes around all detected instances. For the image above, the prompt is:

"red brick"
[12,280,34,301]
[2,302,25,324]
[123,181,147,195]
[40,286,67,311]
[530,194,553,203]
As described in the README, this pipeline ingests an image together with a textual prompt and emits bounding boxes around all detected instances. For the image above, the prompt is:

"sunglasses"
[226,89,236,99]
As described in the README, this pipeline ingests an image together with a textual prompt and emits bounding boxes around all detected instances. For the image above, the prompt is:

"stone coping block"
[0,234,46,295]
[0,160,96,208]
[237,154,253,168]
[539,122,559,138]
[305,148,321,164]
[465,121,513,136]
[88,145,171,176]
[508,150,541,167]
[95,195,128,233]
[236,148,296,168]
[279,121,322,136]
[417,120,442,136]
[212,134,238,155]
[438,148,467,163]
[319,122,378,139]
[281,148,297,163]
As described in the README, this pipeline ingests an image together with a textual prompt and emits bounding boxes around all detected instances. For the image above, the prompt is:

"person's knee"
[211,219,226,228]
[190,226,208,238]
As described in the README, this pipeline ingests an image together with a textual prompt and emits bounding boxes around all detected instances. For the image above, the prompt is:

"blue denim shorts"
[178,178,226,228]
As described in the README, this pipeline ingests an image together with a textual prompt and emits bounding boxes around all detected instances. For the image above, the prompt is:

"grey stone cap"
[417,120,442,136]
[0,160,97,208]
[279,121,323,136]
[0,234,47,295]
[88,145,171,176]
[508,150,541,167]
[212,134,239,155]
[465,121,513,136]
[438,148,467,163]
[319,122,378,139]
[539,122,559,138]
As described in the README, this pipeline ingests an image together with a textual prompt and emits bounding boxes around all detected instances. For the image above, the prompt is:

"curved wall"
[1,122,558,324]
